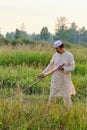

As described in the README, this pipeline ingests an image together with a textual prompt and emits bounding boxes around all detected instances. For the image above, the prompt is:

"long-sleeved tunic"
[42,51,76,97]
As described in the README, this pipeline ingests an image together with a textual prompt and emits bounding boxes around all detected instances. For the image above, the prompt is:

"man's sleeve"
[42,56,54,76]
[63,54,75,73]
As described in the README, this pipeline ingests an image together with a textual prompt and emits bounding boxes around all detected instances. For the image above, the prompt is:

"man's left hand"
[58,65,64,70]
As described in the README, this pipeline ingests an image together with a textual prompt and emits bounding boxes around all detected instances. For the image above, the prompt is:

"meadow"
[0,43,87,130]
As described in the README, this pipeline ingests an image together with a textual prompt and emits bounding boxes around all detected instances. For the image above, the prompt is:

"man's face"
[55,47,62,53]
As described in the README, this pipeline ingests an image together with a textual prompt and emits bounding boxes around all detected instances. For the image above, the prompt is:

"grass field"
[0,44,87,130]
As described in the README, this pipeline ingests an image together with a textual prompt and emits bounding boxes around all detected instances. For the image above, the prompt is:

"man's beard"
[57,51,60,54]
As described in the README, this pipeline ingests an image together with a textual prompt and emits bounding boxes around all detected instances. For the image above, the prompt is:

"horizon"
[0,0,87,35]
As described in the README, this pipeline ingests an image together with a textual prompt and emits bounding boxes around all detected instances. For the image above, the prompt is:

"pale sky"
[0,0,87,35]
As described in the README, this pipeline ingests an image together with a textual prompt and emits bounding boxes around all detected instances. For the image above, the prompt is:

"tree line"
[0,17,87,46]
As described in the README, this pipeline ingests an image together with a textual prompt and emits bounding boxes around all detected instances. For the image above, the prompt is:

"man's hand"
[39,73,45,79]
[58,64,65,70]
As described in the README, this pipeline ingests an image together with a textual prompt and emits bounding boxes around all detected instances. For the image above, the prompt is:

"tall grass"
[0,65,86,101]
[0,44,87,129]
[0,98,86,130]
[0,44,87,66]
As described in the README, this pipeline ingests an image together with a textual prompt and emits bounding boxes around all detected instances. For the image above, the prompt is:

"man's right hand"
[39,74,45,79]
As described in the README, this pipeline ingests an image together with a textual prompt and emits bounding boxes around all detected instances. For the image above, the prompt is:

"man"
[39,40,76,108]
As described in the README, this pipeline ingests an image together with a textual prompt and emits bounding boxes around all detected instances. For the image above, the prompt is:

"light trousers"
[49,95,72,108]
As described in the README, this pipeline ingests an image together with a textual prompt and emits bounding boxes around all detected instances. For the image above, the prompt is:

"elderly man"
[39,40,76,108]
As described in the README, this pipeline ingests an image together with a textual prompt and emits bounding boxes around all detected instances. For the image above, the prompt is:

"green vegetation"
[0,17,87,44]
[0,44,87,129]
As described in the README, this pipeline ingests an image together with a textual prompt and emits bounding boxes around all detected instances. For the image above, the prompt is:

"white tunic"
[42,51,76,97]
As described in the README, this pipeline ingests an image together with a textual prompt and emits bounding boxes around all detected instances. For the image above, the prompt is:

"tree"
[40,26,50,41]
[20,23,26,31]
[6,32,15,39]
[30,33,40,41]
[14,29,20,39]
[69,22,79,43]
[55,17,68,31]
[14,29,28,39]
[79,27,87,43]
[0,27,4,38]
[0,34,4,38]
[54,17,69,41]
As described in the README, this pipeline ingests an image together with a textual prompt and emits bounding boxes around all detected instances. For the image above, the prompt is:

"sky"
[0,0,87,35]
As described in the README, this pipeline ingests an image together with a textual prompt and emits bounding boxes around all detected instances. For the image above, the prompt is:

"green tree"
[79,27,87,43]
[6,32,15,39]
[40,26,50,41]
[14,29,20,39]
[69,22,79,43]
[54,17,69,41]
[0,34,4,38]
[14,29,28,39]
